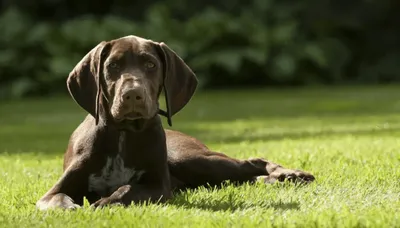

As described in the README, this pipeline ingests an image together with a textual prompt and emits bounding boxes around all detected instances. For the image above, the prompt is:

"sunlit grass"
[0,85,400,227]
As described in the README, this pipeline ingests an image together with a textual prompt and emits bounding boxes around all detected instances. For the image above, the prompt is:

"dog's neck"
[118,131,127,158]
[94,114,164,158]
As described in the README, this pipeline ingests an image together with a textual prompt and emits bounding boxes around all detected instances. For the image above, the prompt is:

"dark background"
[0,0,399,99]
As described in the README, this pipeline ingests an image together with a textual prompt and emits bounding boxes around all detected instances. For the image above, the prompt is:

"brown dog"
[36,35,315,210]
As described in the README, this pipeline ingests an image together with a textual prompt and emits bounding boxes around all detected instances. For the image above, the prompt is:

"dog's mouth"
[115,118,147,132]
[114,111,143,122]
[112,111,148,132]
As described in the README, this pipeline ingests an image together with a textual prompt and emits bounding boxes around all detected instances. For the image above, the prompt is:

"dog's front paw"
[36,193,81,211]
[91,185,131,209]
[257,168,315,184]
[91,197,123,209]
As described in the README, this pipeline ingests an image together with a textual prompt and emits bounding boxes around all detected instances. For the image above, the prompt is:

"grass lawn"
[0,85,400,227]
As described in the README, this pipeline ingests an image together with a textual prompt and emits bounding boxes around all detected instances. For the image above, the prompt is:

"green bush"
[0,0,399,99]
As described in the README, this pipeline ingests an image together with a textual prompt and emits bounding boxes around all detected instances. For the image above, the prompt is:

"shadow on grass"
[174,124,400,146]
[169,196,300,212]
[165,182,302,212]
[1,122,400,155]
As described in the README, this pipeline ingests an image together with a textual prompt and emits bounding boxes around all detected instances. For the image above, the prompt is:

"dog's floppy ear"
[157,42,198,126]
[67,41,111,125]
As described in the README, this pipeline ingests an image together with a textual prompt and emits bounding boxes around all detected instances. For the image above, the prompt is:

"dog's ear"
[156,42,198,126]
[67,41,111,124]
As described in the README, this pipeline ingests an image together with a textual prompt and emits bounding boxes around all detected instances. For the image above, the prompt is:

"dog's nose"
[122,88,143,102]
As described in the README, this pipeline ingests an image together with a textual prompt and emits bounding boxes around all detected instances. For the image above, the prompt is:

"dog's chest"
[88,155,144,196]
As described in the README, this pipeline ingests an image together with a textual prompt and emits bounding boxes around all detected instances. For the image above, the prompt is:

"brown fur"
[36,35,315,210]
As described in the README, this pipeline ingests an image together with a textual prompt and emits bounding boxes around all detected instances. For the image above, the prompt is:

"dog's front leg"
[36,160,89,210]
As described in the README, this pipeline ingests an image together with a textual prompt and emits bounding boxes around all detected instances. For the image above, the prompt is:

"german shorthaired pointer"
[36,35,315,210]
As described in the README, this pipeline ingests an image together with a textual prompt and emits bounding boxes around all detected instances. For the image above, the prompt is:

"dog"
[36,35,315,210]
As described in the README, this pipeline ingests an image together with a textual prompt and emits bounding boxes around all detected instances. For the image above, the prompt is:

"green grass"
[1,85,400,227]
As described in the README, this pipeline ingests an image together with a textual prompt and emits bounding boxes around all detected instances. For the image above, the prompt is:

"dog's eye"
[144,61,155,69]
[109,62,118,69]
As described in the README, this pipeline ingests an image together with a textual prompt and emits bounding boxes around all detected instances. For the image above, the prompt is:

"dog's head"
[67,35,198,131]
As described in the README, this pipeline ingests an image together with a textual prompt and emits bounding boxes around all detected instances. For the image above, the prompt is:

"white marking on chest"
[88,155,145,196]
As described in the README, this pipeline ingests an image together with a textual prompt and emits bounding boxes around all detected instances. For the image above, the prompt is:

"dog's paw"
[256,168,315,184]
[36,193,81,211]
[91,185,131,209]
[90,197,123,209]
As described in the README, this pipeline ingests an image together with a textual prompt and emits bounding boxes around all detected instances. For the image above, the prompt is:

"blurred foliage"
[0,0,399,99]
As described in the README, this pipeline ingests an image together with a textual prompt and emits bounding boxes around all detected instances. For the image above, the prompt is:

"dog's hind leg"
[168,150,315,190]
